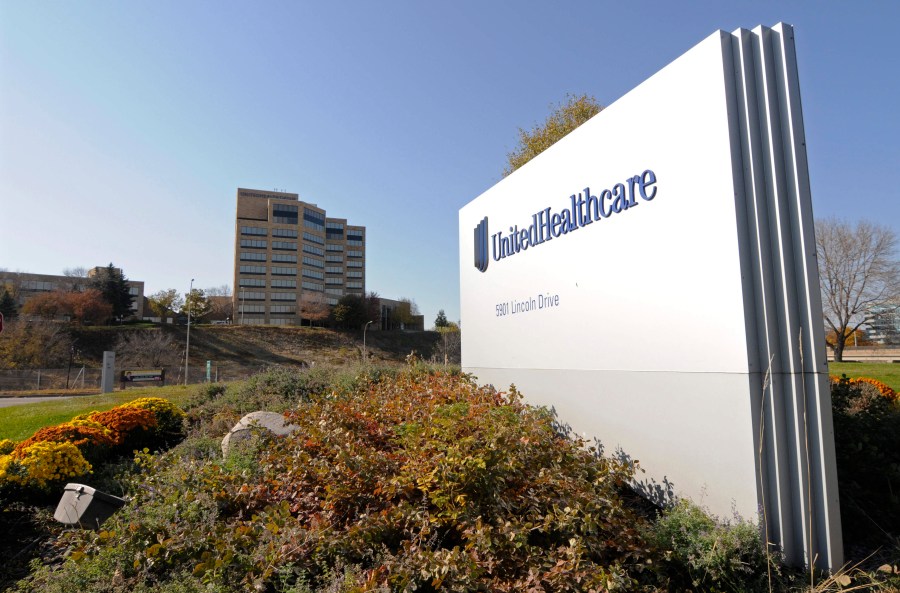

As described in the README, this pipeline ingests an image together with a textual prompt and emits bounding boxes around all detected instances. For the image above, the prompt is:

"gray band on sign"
[725,23,842,571]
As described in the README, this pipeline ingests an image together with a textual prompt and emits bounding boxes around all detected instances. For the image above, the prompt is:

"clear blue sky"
[2,1,898,326]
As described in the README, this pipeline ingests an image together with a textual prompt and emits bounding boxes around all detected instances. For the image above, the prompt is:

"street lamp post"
[363,320,373,363]
[185,278,194,386]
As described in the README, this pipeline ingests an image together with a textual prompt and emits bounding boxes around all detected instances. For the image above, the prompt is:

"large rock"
[221,411,300,457]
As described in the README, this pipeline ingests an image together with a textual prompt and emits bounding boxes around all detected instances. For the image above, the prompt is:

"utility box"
[54,483,126,528]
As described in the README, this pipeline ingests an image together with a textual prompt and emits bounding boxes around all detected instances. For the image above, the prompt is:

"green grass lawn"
[827,361,900,391]
[0,384,197,441]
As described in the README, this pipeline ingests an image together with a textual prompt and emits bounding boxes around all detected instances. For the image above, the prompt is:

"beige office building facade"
[233,188,366,325]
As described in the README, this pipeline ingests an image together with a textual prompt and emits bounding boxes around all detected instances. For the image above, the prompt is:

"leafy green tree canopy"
[434,309,449,328]
[183,288,212,322]
[504,93,603,177]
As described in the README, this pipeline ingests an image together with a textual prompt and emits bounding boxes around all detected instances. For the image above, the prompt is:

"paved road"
[0,395,79,408]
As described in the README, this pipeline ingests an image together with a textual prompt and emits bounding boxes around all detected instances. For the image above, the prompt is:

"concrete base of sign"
[54,483,126,529]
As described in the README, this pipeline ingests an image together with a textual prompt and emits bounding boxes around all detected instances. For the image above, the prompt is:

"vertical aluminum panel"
[726,23,842,570]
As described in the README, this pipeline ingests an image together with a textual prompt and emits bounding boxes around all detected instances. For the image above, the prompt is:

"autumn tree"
[816,219,900,362]
[0,318,73,369]
[183,288,212,322]
[433,321,461,365]
[147,289,184,319]
[300,292,330,327]
[504,93,603,176]
[69,289,113,325]
[89,263,134,319]
[21,291,69,319]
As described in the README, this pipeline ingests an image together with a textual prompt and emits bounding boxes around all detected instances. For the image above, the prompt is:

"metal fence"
[0,364,260,392]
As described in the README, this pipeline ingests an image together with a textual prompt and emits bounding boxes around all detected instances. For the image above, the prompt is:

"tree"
[504,93,603,176]
[434,309,449,329]
[183,288,212,322]
[21,291,69,319]
[0,318,72,369]
[205,284,232,297]
[68,289,113,325]
[330,294,368,329]
[391,297,421,329]
[89,263,134,319]
[0,288,17,319]
[433,322,461,365]
[816,219,900,362]
[147,289,184,319]
[116,330,182,368]
[300,292,330,326]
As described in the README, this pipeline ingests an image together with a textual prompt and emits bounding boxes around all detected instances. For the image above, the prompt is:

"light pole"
[185,278,194,385]
[363,320,373,363]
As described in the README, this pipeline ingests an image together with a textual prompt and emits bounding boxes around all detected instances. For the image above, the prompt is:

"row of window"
[272,241,297,250]
[303,269,324,280]
[302,256,324,268]
[347,261,362,268]
[241,239,267,249]
[325,277,342,285]
[325,266,342,274]
[241,278,298,289]
[242,225,363,245]
[326,244,342,252]
[348,250,363,258]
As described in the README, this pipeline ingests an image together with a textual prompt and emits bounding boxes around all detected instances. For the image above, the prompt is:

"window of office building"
[326,222,344,240]
[302,244,324,256]
[241,239,267,249]
[240,252,266,262]
[347,271,363,278]
[269,318,292,325]
[273,204,299,225]
[325,266,343,275]
[301,281,323,292]
[272,267,296,276]
[346,232,364,246]
[272,228,298,238]
[347,250,363,258]
[325,254,343,263]
[325,288,343,296]
[302,269,324,280]
[346,281,363,289]
[303,208,325,230]
[240,291,266,300]
[272,254,297,263]
[271,292,296,301]
[240,265,266,275]
[271,279,296,288]
[347,260,363,268]
[270,305,296,313]
[302,256,324,268]
[239,278,265,287]
[326,243,343,252]
[239,304,265,313]
[303,232,324,245]
[272,241,297,250]
[325,277,342,285]
[326,297,339,306]
[241,226,267,236]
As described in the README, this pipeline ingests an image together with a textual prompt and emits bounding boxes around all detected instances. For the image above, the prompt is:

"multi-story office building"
[0,268,145,319]
[233,188,366,326]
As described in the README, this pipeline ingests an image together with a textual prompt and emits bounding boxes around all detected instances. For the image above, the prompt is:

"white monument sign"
[459,24,842,569]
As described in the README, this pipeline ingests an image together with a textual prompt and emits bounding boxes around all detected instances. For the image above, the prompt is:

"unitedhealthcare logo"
[473,169,658,273]
[473,217,489,273]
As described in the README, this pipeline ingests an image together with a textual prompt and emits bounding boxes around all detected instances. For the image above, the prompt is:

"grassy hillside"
[71,324,443,372]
